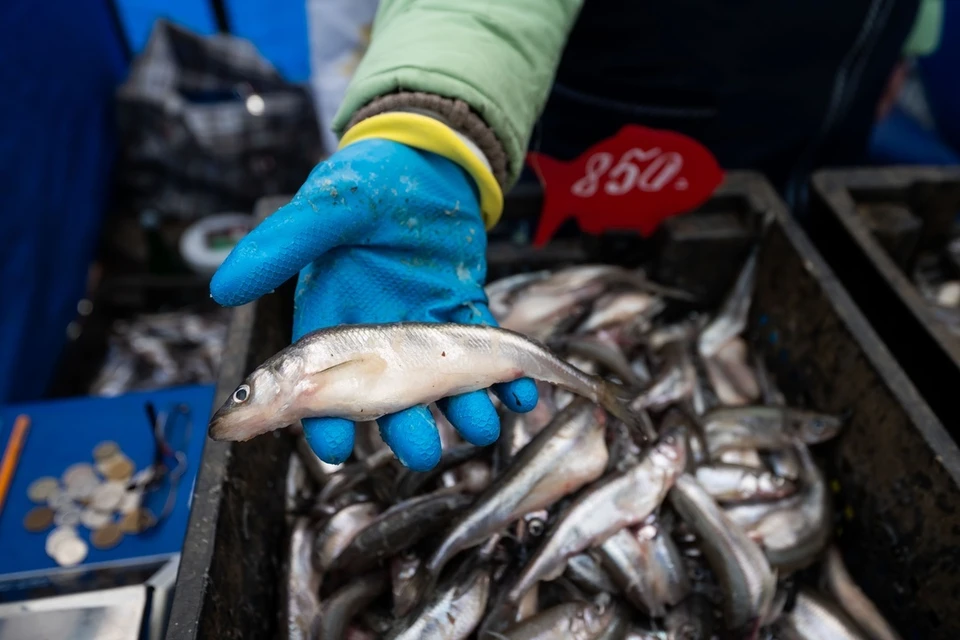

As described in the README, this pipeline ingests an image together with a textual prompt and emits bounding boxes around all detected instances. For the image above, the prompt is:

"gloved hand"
[210,137,538,470]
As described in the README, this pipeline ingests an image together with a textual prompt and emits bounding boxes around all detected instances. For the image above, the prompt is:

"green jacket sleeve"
[332,0,583,188]
[903,0,943,56]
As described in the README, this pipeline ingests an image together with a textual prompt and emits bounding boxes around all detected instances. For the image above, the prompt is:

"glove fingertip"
[303,417,356,464]
[378,408,441,471]
[438,392,501,447]
[494,377,539,413]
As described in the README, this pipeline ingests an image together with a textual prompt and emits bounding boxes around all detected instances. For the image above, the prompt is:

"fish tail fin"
[597,380,657,443]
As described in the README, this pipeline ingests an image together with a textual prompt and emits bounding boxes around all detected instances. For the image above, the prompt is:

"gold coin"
[23,506,55,532]
[93,441,119,461]
[119,510,140,534]
[98,454,134,482]
[120,508,156,534]
[105,458,134,481]
[90,523,123,549]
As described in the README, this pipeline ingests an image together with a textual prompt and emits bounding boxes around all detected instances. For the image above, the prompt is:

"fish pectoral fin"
[318,354,388,380]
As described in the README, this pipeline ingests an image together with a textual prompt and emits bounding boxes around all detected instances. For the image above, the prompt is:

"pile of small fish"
[279,257,902,640]
[92,308,229,396]
[914,236,960,337]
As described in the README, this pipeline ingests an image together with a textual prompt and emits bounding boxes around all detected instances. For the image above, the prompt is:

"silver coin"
[80,508,112,530]
[66,476,100,502]
[27,477,60,503]
[90,481,125,512]
[48,491,73,511]
[118,490,142,515]
[53,536,88,567]
[54,506,82,528]
[62,463,97,488]
[46,526,78,557]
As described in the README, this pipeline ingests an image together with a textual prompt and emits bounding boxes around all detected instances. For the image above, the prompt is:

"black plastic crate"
[167,173,960,639]
[808,167,960,434]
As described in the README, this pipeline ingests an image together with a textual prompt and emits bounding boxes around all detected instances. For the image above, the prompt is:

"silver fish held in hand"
[208,322,649,442]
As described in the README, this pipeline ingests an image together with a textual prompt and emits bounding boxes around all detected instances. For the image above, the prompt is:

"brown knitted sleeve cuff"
[344,91,510,188]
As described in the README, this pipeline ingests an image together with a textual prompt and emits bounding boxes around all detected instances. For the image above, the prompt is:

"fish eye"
[527,519,545,537]
[233,384,250,403]
[809,418,826,432]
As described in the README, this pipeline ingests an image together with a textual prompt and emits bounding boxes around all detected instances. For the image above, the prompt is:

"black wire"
[209,0,232,34]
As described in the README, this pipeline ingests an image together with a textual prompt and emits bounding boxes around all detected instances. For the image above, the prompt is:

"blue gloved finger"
[302,417,356,465]
[210,192,364,307]
[449,302,540,414]
[492,378,540,413]
[437,391,501,447]
[378,406,442,471]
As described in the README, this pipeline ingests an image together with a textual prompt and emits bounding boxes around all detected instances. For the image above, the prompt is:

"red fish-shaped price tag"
[526,125,724,246]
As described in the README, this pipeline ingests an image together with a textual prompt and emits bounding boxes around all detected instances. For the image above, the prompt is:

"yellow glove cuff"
[338,112,504,229]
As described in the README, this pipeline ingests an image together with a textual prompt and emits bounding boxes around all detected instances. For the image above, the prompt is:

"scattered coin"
[27,477,60,503]
[118,490,142,515]
[66,476,100,503]
[54,505,82,528]
[98,454,135,482]
[48,491,73,511]
[91,481,125,512]
[62,463,97,488]
[120,507,155,534]
[93,440,119,461]
[53,536,88,567]
[80,508,112,531]
[23,506,54,532]
[46,526,78,557]
[91,523,123,550]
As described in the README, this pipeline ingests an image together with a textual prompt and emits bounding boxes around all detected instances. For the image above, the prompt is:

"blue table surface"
[0,385,215,577]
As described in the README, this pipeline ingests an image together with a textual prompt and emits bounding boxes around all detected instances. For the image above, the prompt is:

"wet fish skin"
[577,291,664,334]
[598,528,663,615]
[329,490,473,574]
[631,342,696,411]
[822,546,903,640]
[781,589,868,640]
[642,520,691,609]
[695,464,798,504]
[313,502,380,572]
[387,564,492,640]
[669,474,776,631]
[500,381,558,459]
[318,570,388,640]
[500,597,618,640]
[562,335,644,388]
[507,430,688,605]
[565,553,620,595]
[427,401,607,580]
[486,271,552,320]
[745,443,831,572]
[764,448,802,481]
[698,250,757,358]
[718,448,766,469]
[703,406,842,458]
[209,322,646,442]
[395,444,481,500]
[391,554,423,618]
[285,518,322,640]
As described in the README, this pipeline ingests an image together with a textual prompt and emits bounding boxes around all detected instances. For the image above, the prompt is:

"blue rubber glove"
[210,138,539,470]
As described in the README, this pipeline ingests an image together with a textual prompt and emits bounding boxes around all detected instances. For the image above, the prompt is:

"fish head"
[651,426,690,474]
[791,411,843,444]
[577,594,619,634]
[208,363,296,441]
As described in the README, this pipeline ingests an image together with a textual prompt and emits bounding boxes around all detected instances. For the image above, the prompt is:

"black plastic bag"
[116,20,321,219]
